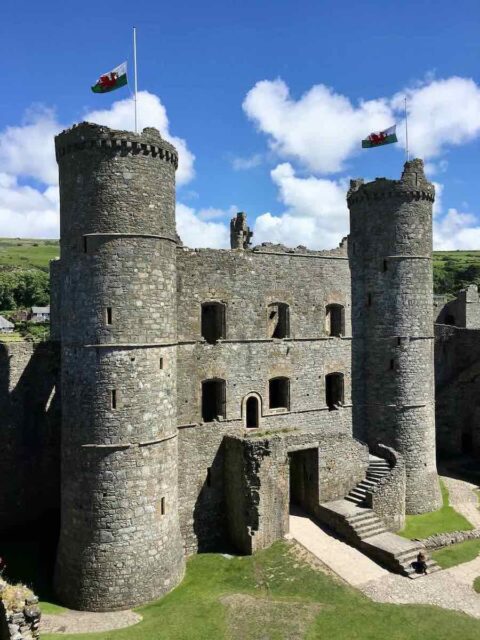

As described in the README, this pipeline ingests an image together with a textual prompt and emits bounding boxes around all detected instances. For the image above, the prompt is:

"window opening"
[206,467,212,487]
[383,259,388,272]
[267,303,290,339]
[246,396,260,428]
[201,302,226,344]
[106,307,113,325]
[325,304,344,337]
[367,293,372,307]
[201,379,226,422]
[160,357,164,370]
[160,497,165,515]
[269,377,290,410]
[325,373,344,410]
[111,389,117,409]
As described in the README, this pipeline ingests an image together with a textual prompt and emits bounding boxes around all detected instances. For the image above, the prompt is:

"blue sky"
[1,0,479,248]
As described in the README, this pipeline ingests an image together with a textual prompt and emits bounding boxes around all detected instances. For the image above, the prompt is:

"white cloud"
[392,77,480,159]
[0,92,196,238]
[231,153,263,170]
[434,208,480,250]
[0,172,59,238]
[243,79,392,174]
[0,106,60,185]
[85,91,195,186]
[176,203,230,248]
[243,76,480,176]
[253,163,349,249]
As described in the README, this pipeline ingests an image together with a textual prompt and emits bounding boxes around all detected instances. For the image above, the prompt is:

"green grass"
[398,481,473,540]
[432,539,480,569]
[474,577,480,594]
[36,542,480,640]
[0,238,59,271]
[0,332,25,342]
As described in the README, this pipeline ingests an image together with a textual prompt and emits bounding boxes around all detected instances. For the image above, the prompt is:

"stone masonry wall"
[435,324,480,456]
[348,160,441,514]
[223,431,368,554]
[0,341,60,532]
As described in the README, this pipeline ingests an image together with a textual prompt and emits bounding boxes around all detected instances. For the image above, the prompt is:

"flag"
[362,125,398,149]
[91,62,128,94]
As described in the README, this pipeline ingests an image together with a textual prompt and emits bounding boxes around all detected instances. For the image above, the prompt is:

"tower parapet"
[54,122,184,610]
[348,159,442,514]
[230,211,253,249]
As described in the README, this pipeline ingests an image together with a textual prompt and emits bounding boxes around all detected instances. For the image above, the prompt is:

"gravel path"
[442,475,480,528]
[41,609,142,634]
[361,556,480,618]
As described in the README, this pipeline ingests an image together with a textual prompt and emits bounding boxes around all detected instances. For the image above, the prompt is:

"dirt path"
[41,609,142,634]
[441,475,480,528]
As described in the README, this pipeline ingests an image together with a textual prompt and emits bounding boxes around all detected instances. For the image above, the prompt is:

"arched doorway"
[246,396,259,428]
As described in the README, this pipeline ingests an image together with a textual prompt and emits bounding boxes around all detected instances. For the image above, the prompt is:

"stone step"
[368,462,390,468]
[348,488,368,500]
[357,480,376,490]
[354,521,386,536]
[345,495,365,505]
[358,526,388,540]
[346,512,377,526]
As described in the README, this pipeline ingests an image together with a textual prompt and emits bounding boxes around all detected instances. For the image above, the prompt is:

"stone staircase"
[316,454,441,579]
[345,455,391,506]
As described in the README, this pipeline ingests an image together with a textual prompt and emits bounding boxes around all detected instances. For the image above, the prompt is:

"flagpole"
[133,26,138,133]
[404,96,409,162]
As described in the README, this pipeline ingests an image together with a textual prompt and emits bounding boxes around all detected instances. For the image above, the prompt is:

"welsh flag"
[362,125,398,149]
[91,62,128,93]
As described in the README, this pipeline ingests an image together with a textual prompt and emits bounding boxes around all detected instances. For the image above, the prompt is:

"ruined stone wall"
[223,431,368,554]
[0,341,60,533]
[348,160,441,514]
[435,324,480,456]
[436,285,480,328]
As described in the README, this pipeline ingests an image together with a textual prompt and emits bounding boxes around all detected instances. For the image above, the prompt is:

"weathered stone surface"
[348,160,442,514]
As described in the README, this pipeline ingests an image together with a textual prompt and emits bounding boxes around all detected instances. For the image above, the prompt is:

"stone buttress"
[53,123,184,610]
[348,159,442,514]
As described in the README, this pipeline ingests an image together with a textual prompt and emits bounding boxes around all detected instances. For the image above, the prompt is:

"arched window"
[325,373,344,410]
[269,377,290,410]
[267,303,290,339]
[201,378,226,422]
[325,304,344,337]
[201,302,226,344]
[246,396,260,428]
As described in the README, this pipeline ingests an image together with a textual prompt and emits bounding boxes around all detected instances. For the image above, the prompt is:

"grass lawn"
[398,481,473,540]
[0,332,25,342]
[432,539,480,570]
[29,542,480,640]
[0,238,59,271]
[474,577,480,594]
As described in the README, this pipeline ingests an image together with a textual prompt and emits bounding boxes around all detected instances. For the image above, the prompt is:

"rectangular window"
[160,357,164,370]
[383,259,388,272]
[206,467,212,487]
[106,307,113,325]
[390,359,395,370]
[83,236,88,253]
[367,293,372,307]
[111,389,117,409]
[161,497,165,515]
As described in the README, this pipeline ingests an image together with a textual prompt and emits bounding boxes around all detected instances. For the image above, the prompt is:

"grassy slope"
[35,543,480,640]
[398,481,473,539]
[0,238,59,271]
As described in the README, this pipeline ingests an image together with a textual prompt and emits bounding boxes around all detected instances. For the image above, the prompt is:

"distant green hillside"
[0,238,59,271]
[433,251,480,297]
[0,239,478,306]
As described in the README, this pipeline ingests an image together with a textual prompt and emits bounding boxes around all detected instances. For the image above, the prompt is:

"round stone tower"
[54,123,184,610]
[348,159,442,514]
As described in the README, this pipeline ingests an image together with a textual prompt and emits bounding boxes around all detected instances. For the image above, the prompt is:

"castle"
[0,122,446,612]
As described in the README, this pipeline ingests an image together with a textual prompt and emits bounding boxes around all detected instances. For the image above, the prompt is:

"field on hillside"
[0,238,59,271]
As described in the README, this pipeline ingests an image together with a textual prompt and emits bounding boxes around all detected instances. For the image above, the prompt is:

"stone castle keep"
[0,122,446,611]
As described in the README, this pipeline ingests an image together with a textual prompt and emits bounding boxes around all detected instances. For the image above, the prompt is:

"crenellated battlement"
[55,122,178,168]
[347,159,435,204]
